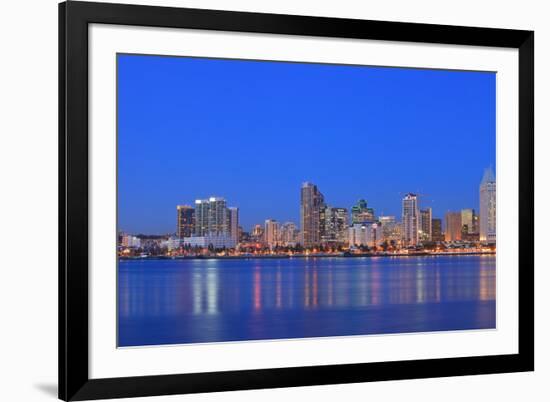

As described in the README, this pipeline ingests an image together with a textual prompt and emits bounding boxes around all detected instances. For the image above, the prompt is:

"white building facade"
[348,223,384,247]
[479,167,496,242]
[402,193,420,246]
[183,234,236,249]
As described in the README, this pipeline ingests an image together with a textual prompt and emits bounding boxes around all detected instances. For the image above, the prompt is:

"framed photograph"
[59,1,534,400]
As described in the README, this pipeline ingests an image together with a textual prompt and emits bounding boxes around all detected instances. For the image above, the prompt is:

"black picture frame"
[59,1,534,400]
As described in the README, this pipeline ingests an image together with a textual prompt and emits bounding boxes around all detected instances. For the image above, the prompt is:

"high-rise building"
[402,193,420,246]
[431,218,444,242]
[320,206,348,243]
[264,219,280,248]
[461,208,477,234]
[176,205,195,238]
[379,216,402,245]
[419,208,432,242]
[227,207,239,244]
[445,211,462,242]
[300,182,325,247]
[351,199,375,224]
[279,222,299,246]
[479,167,496,243]
[194,197,228,236]
[251,224,264,243]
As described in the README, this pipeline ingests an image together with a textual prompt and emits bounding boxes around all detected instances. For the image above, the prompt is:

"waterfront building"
[176,205,195,238]
[279,222,299,246]
[419,208,432,242]
[161,236,183,251]
[121,233,141,248]
[251,224,264,243]
[479,167,496,243]
[194,197,228,236]
[461,208,477,234]
[348,223,384,248]
[300,182,325,247]
[402,193,420,246]
[227,207,239,244]
[379,216,401,244]
[183,234,236,249]
[431,218,444,242]
[351,199,375,224]
[238,228,250,243]
[445,211,462,242]
[320,206,349,244]
[264,219,280,248]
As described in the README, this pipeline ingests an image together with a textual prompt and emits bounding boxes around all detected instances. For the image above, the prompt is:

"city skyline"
[122,183,490,237]
[118,54,496,234]
[122,165,495,249]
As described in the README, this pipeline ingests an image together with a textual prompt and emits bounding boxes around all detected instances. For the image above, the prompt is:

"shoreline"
[119,251,496,261]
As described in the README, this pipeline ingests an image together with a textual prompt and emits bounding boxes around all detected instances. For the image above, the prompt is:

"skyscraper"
[194,197,228,236]
[402,193,419,246]
[264,219,280,248]
[419,208,432,241]
[176,205,195,238]
[320,206,348,244]
[351,199,375,224]
[300,182,325,247]
[461,208,476,234]
[479,167,496,243]
[431,218,444,242]
[379,216,402,244]
[251,224,263,241]
[445,211,462,242]
[227,207,239,244]
[279,222,299,246]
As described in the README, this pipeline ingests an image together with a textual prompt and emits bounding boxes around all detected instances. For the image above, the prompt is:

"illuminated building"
[280,222,299,246]
[379,216,402,244]
[348,223,384,247]
[121,233,141,248]
[176,205,195,238]
[264,219,280,248]
[351,199,375,223]
[227,207,239,244]
[479,167,496,243]
[431,218,444,242]
[461,208,477,234]
[445,211,462,242]
[300,182,325,247]
[251,224,264,243]
[419,208,432,241]
[402,193,419,246]
[194,197,228,236]
[183,234,236,249]
[161,236,183,251]
[320,206,348,244]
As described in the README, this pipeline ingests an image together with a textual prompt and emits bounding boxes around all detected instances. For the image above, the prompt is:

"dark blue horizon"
[118,54,496,235]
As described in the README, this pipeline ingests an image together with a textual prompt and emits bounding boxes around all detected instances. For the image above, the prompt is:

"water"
[118,255,496,347]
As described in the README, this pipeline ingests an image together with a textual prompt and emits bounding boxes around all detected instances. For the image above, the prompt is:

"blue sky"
[118,54,495,234]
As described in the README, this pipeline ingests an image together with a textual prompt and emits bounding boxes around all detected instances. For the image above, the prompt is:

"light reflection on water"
[118,255,496,347]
